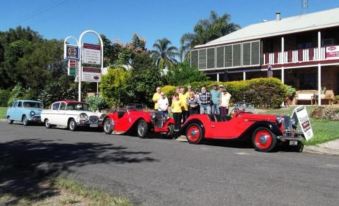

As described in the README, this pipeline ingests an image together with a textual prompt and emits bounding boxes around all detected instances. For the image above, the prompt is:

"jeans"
[211,103,220,115]
[200,104,211,115]
[189,107,200,115]
[173,113,182,131]
[219,107,229,121]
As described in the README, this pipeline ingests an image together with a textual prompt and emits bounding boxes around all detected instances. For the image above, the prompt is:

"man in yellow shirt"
[179,87,189,122]
[171,93,182,132]
[152,87,161,110]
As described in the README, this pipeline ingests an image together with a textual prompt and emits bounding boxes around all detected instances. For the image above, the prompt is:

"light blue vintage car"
[6,100,43,126]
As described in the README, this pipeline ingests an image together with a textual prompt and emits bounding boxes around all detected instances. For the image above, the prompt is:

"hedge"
[161,78,289,108]
[0,89,11,107]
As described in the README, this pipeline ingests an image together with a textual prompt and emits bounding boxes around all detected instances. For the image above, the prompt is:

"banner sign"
[67,59,78,76]
[326,46,339,59]
[292,106,314,141]
[82,67,101,82]
[82,43,101,65]
[65,45,79,59]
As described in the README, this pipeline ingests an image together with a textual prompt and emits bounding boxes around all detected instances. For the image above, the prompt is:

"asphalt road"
[1,122,339,206]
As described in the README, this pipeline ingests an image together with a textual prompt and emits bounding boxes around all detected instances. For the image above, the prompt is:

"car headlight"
[79,113,88,120]
[276,116,284,124]
[30,111,35,117]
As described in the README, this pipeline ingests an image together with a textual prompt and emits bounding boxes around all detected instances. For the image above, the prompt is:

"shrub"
[0,89,11,107]
[86,95,108,112]
[162,78,289,108]
[165,62,209,85]
[161,85,176,97]
[311,106,339,121]
[7,84,35,106]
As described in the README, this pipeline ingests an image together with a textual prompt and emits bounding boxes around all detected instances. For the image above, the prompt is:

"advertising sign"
[67,59,78,76]
[82,67,101,82]
[82,43,101,65]
[65,45,79,59]
[326,46,339,59]
[292,106,314,141]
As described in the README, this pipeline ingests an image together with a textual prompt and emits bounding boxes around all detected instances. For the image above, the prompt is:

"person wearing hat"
[219,85,232,121]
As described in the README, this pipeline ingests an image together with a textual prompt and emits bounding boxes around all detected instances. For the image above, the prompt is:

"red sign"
[326,46,339,59]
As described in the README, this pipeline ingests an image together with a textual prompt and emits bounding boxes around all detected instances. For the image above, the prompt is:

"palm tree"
[151,38,178,69]
[180,11,240,61]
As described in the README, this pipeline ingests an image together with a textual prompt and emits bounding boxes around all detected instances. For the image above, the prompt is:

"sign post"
[78,30,104,101]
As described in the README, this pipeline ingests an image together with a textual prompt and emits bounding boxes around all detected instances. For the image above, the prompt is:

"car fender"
[240,121,281,140]
[180,116,207,135]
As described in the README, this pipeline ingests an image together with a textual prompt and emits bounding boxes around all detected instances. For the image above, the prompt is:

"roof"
[195,7,339,49]
[15,100,42,103]
[58,100,83,104]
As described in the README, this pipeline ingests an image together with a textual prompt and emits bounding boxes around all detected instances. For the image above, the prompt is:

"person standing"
[199,87,211,114]
[171,93,182,132]
[179,87,189,122]
[158,92,169,118]
[210,85,221,117]
[188,91,199,115]
[219,86,232,121]
[152,87,161,110]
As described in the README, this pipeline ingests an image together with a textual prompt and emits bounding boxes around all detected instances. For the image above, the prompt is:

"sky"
[1,0,339,49]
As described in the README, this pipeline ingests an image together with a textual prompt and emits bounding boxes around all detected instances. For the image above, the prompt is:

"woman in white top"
[219,86,232,121]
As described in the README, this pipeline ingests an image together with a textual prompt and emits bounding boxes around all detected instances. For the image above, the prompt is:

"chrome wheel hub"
[259,135,269,144]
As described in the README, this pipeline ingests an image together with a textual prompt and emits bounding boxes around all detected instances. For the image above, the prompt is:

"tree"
[180,11,240,60]
[151,38,178,69]
[165,62,208,85]
[100,67,131,106]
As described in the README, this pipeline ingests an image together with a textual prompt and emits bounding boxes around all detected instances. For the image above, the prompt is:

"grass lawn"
[0,107,7,119]
[259,106,339,145]
[0,177,131,206]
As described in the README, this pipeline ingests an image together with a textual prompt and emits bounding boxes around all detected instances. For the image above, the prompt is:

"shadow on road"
[0,138,157,204]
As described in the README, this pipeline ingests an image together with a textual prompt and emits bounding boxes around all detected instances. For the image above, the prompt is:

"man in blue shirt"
[210,85,221,117]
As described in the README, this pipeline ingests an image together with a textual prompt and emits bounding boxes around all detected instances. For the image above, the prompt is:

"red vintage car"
[102,104,175,138]
[181,103,305,152]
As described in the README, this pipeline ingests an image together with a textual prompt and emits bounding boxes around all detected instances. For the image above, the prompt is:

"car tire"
[7,116,13,124]
[136,119,148,138]
[22,115,29,126]
[292,141,304,152]
[103,118,113,135]
[186,123,204,144]
[45,119,52,129]
[68,119,77,131]
[252,127,277,152]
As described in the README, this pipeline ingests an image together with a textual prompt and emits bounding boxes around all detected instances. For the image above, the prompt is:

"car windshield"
[234,102,255,113]
[23,101,42,108]
[66,103,89,111]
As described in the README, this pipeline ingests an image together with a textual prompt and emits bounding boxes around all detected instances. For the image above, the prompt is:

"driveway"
[0,122,338,206]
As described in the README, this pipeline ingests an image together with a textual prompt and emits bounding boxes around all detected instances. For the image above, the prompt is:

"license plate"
[90,124,98,128]
[289,140,298,146]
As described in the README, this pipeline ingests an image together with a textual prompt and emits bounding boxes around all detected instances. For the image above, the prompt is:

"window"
[198,49,207,69]
[243,43,251,66]
[207,48,215,68]
[233,44,241,66]
[23,101,42,108]
[52,103,60,110]
[13,101,18,107]
[225,46,232,67]
[17,101,22,107]
[191,50,198,68]
[216,47,224,68]
[59,103,66,110]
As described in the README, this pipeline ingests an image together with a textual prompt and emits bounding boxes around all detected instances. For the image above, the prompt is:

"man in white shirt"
[158,92,169,118]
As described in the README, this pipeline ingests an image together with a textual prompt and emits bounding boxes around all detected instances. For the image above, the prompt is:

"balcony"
[263,47,339,66]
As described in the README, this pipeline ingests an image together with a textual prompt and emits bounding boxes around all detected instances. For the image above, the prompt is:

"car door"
[14,101,24,121]
[57,102,67,127]
[49,102,60,125]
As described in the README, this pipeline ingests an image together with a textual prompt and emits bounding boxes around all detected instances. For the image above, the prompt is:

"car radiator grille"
[89,116,99,124]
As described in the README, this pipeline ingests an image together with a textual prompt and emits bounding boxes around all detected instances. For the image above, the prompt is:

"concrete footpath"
[305,139,339,156]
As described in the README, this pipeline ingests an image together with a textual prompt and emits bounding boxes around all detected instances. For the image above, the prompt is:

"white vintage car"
[41,100,104,131]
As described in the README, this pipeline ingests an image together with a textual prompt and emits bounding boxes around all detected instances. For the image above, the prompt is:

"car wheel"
[103,118,113,135]
[7,116,13,124]
[252,127,277,152]
[68,119,77,131]
[136,119,148,138]
[22,115,29,126]
[186,123,204,144]
[45,119,52,129]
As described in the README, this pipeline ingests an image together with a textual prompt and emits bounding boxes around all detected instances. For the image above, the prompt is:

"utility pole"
[302,0,309,14]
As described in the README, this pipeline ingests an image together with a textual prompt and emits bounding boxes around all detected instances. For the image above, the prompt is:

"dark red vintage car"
[181,103,305,152]
[102,104,175,138]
